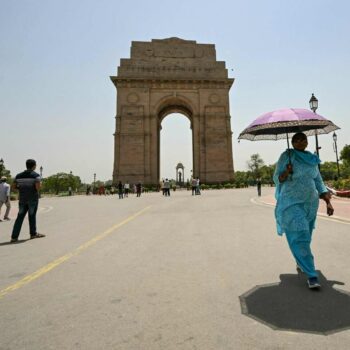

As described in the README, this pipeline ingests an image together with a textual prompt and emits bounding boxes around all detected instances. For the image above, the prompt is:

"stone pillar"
[192,114,201,179]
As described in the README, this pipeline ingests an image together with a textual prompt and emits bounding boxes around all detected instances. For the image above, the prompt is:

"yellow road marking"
[0,206,151,299]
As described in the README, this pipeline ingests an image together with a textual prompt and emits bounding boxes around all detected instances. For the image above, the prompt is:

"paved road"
[0,188,350,349]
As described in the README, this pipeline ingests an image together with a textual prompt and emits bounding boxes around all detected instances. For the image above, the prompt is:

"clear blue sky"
[1,0,349,182]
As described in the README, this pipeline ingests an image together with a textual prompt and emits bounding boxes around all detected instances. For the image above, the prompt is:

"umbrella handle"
[287,134,293,176]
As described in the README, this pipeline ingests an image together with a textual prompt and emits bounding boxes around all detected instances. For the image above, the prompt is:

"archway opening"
[159,113,193,185]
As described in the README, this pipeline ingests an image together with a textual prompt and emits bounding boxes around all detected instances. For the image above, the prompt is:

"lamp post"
[39,166,43,198]
[309,94,321,157]
[93,173,96,191]
[333,132,341,179]
[68,171,73,196]
[309,94,322,171]
[0,158,4,177]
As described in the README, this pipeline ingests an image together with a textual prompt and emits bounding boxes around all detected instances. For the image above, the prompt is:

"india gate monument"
[111,38,235,184]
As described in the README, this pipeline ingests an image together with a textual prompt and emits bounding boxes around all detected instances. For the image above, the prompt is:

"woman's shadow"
[239,271,350,335]
[0,239,29,246]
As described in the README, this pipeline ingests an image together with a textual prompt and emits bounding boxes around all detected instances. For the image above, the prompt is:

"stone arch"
[157,103,194,182]
[176,162,185,184]
[157,97,194,127]
[111,38,235,184]
[156,95,195,122]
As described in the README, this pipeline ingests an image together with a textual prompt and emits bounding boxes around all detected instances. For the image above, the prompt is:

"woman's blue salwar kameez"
[273,149,328,278]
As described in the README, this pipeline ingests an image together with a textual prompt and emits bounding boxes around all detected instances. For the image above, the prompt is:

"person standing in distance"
[191,178,197,196]
[10,159,45,243]
[256,178,262,197]
[196,178,201,195]
[0,176,11,221]
[124,181,130,198]
[118,181,124,199]
[136,182,142,197]
[164,178,170,197]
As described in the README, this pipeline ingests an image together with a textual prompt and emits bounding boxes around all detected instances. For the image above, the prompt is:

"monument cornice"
[115,131,152,136]
[110,77,234,89]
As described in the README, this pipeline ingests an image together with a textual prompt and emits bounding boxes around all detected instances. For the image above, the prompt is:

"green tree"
[340,145,350,168]
[320,162,338,181]
[340,163,350,179]
[0,158,11,179]
[94,180,104,187]
[42,172,82,194]
[247,154,265,178]
[104,180,113,187]
[260,164,276,184]
[233,171,248,187]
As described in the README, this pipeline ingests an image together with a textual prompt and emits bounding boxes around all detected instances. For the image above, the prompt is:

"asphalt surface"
[0,188,350,350]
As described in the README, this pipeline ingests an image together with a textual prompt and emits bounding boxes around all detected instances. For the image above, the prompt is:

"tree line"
[238,145,350,189]
[1,144,349,194]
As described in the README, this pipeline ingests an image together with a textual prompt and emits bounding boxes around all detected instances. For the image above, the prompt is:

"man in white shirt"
[164,179,170,196]
[191,178,197,196]
[196,178,201,195]
[0,176,11,221]
[124,181,130,198]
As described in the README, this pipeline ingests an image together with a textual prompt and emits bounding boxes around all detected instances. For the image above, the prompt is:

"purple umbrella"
[238,108,339,141]
[238,108,340,166]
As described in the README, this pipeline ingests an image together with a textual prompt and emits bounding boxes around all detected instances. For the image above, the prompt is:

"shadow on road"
[240,271,350,335]
[0,239,29,246]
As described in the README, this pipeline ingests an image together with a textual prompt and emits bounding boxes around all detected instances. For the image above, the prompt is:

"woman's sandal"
[30,233,46,239]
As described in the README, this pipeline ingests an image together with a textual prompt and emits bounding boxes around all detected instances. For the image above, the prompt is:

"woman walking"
[273,132,334,289]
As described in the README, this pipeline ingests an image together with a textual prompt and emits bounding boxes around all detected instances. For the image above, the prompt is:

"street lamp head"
[309,93,318,113]
[333,132,337,142]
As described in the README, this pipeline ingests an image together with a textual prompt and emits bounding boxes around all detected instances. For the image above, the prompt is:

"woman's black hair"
[292,132,307,143]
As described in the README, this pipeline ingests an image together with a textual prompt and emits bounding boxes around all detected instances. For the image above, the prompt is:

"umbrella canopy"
[238,108,340,141]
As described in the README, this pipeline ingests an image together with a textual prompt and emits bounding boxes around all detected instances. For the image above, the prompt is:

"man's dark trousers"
[11,200,38,239]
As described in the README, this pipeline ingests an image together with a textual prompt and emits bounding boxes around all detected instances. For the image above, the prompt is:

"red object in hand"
[335,190,350,198]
